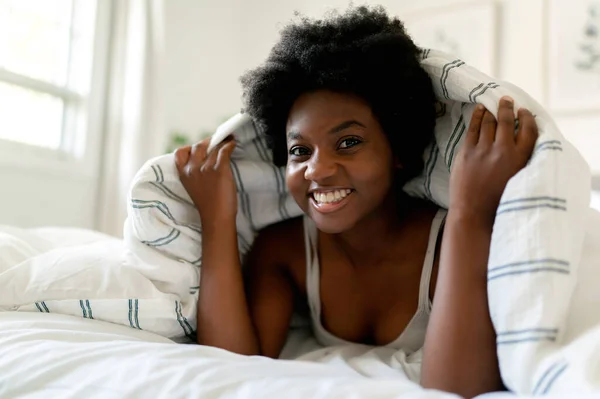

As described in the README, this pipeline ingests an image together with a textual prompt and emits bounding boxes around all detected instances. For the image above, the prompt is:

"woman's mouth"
[309,189,353,214]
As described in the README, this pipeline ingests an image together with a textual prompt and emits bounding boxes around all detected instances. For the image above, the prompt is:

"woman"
[174,6,538,398]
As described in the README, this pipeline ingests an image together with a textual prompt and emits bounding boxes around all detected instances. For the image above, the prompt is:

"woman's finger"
[190,140,210,168]
[200,137,231,169]
[496,96,516,146]
[174,146,192,171]
[516,108,538,156]
[201,146,220,171]
[466,104,486,147]
[478,109,497,146]
[216,140,237,168]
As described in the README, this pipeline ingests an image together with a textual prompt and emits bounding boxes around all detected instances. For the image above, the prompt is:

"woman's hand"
[174,137,238,227]
[449,97,538,224]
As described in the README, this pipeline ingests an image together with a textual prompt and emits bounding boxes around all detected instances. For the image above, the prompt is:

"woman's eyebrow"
[287,131,303,141]
[329,120,366,134]
[287,120,366,141]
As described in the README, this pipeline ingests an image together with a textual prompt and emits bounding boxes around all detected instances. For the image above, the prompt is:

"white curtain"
[96,0,166,237]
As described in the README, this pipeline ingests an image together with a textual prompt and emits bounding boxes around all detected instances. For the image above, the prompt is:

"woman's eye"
[289,146,310,156]
[338,137,362,149]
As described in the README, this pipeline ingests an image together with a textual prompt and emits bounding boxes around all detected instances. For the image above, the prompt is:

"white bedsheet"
[0,312,456,399]
[2,312,594,399]
[1,224,596,398]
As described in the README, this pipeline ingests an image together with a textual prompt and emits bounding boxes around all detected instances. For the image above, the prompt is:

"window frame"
[0,0,112,180]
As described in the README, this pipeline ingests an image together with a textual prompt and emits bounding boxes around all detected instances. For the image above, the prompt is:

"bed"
[0,224,446,399]
[0,310,523,399]
[2,225,597,399]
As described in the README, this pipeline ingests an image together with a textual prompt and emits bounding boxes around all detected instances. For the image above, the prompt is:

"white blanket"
[0,225,198,340]
[0,312,457,399]
[3,312,599,399]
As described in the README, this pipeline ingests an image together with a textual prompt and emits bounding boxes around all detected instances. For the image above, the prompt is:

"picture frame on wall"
[403,2,498,77]
[548,0,600,112]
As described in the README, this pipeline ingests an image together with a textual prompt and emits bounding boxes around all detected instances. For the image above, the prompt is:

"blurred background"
[0,0,598,237]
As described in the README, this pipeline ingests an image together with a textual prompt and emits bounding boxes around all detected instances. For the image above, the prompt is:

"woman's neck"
[329,194,430,266]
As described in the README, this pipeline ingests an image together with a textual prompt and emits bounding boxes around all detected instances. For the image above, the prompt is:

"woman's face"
[285,90,396,234]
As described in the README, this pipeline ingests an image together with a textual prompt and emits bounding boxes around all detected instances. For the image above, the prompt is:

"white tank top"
[302,209,447,353]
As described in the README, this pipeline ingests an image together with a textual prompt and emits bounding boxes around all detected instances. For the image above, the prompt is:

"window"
[0,0,98,154]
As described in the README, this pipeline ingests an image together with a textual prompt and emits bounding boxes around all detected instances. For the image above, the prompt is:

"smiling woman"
[173,5,539,398]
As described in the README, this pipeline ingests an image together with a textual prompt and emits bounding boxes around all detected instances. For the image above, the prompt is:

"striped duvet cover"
[125,50,600,394]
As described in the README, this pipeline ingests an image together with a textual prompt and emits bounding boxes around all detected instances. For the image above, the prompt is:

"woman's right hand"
[174,137,238,227]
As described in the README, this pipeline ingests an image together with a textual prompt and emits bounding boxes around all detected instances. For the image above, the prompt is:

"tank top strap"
[303,216,322,320]
[417,209,447,310]
[303,216,315,269]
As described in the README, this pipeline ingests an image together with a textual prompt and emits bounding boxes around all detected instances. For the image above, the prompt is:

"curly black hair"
[240,5,437,184]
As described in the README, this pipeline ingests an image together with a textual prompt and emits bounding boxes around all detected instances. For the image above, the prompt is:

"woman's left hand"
[449,97,538,223]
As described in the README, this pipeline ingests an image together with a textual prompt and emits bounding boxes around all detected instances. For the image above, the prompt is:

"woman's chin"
[309,212,356,235]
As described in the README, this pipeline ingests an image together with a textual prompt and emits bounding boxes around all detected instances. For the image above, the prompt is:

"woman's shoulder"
[257,216,305,242]
[248,216,306,266]
[401,197,445,224]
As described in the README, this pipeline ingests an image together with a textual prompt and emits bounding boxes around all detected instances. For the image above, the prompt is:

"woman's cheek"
[352,160,394,198]
[285,164,309,210]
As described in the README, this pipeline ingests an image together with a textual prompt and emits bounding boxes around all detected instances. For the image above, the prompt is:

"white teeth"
[313,189,352,204]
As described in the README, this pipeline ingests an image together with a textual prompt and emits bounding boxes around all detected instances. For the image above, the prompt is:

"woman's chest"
[317,252,426,346]
[285,212,442,346]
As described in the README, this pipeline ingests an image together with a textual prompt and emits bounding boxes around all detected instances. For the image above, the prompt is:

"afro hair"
[240,5,437,184]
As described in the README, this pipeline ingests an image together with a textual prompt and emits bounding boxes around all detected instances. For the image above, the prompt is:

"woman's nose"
[304,152,337,182]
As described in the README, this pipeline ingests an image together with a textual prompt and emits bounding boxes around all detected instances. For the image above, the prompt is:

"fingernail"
[476,104,485,111]
[501,96,514,104]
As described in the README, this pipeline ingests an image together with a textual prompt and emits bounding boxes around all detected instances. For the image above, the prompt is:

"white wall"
[3,0,595,231]
[0,130,102,228]
[163,0,246,140]
[0,166,97,228]
[163,0,547,119]
[163,0,600,175]
[234,0,546,102]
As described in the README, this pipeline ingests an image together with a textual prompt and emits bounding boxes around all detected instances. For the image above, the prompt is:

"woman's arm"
[175,138,294,357]
[421,210,501,397]
[196,220,259,355]
[421,98,538,398]
[243,225,296,358]
[198,221,295,357]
